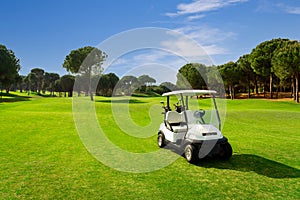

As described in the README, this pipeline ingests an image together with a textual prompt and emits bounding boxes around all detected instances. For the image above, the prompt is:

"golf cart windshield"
[162,90,221,129]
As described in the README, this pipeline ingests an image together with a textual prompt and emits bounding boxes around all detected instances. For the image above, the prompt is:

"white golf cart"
[157,90,232,163]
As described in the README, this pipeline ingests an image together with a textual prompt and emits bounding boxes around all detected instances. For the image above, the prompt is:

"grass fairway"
[0,93,300,199]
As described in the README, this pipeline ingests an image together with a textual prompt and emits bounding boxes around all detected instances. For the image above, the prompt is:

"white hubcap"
[158,136,162,146]
[186,148,192,160]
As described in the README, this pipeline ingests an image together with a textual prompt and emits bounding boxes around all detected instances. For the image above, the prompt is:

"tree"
[73,75,87,96]
[137,75,156,92]
[24,75,30,95]
[218,61,240,100]
[250,38,289,98]
[96,73,119,96]
[160,82,177,91]
[62,46,107,100]
[138,75,156,85]
[205,66,225,96]
[43,72,60,96]
[54,79,63,97]
[26,72,37,95]
[272,41,300,102]
[237,54,257,98]
[0,44,20,94]
[30,68,44,94]
[60,75,75,97]
[16,75,26,93]
[176,63,207,89]
[151,82,178,95]
[117,75,138,95]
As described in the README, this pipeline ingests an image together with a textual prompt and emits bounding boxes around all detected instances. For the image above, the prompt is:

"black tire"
[219,142,232,160]
[157,133,166,148]
[184,144,199,163]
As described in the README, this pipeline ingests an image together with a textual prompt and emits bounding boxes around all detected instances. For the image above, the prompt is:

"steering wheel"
[174,102,182,113]
[193,109,206,118]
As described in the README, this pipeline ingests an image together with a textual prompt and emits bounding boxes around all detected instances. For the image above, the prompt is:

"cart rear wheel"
[157,133,166,148]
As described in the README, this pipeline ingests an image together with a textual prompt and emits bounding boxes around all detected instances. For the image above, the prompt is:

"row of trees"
[11,66,170,98]
[15,68,75,97]
[0,42,172,98]
[1,38,299,102]
[176,38,300,102]
[0,45,106,99]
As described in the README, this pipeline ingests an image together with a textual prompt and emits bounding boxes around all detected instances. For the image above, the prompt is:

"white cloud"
[166,0,248,18]
[131,51,169,63]
[286,7,300,14]
[187,14,205,21]
[165,12,179,17]
[256,2,300,15]
[166,25,235,58]
[161,36,208,57]
[111,58,128,66]
[173,26,236,45]
[161,35,226,61]
[279,4,300,15]
[202,44,227,55]
[112,26,235,67]
[105,26,237,83]
[106,49,188,83]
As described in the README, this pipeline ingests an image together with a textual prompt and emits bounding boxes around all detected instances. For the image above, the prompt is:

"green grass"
[0,92,32,102]
[0,93,299,199]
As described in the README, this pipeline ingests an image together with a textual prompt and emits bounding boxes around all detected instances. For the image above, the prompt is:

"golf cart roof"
[162,90,217,97]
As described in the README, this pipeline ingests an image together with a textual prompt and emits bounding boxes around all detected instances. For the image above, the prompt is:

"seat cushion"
[172,125,188,133]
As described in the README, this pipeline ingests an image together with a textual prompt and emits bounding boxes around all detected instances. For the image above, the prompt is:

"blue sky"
[1,0,300,83]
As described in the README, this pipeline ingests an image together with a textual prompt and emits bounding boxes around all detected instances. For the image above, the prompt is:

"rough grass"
[0,93,299,199]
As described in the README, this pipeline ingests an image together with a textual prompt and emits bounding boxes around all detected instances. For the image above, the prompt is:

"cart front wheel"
[219,142,232,160]
[184,144,199,163]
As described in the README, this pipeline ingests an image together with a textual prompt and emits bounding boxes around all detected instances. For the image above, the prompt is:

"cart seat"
[171,125,188,133]
[165,111,187,133]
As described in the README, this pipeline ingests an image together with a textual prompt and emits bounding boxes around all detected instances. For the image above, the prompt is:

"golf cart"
[157,90,232,163]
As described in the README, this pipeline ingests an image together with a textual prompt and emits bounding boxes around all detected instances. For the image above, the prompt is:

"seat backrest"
[166,111,183,124]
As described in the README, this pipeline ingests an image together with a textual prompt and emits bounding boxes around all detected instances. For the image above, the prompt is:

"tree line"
[0,45,176,98]
[177,38,300,103]
[1,38,299,102]
[6,67,176,98]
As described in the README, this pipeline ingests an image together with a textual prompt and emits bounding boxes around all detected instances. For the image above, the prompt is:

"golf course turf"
[0,92,299,199]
